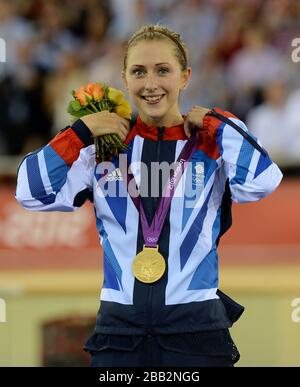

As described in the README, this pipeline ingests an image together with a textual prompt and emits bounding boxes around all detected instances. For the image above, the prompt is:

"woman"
[16,25,282,367]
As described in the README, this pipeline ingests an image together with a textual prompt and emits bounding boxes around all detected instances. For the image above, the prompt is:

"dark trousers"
[89,335,234,367]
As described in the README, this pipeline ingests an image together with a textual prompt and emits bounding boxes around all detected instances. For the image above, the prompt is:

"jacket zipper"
[155,127,164,208]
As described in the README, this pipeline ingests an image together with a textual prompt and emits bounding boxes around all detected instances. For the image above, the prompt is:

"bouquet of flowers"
[67,82,132,162]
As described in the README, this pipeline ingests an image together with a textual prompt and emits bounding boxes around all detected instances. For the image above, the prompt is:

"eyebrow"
[130,62,170,67]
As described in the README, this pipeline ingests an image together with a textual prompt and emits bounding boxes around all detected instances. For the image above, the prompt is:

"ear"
[181,67,192,90]
[121,70,128,90]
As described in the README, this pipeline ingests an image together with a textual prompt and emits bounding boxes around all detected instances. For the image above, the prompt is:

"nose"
[144,73,158,91]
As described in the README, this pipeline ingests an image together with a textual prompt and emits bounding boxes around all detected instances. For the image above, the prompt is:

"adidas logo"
[105,168,123,181]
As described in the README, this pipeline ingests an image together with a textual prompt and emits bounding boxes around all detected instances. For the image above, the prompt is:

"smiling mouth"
[141,94,165,104]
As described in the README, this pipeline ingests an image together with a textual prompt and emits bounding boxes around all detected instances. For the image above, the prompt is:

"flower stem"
[86,107,94,114]
[89,102,99,112]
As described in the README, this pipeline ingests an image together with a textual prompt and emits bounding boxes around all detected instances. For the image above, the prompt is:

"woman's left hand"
[183,106,211,138]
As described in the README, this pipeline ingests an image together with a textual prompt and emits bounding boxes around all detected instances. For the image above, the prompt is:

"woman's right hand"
[80,111,130,142]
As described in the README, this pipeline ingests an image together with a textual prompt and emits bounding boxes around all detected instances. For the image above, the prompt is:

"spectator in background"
[284,88,300,164]
[247,82,300,166]
[108,0,147,40]
[88,39,129,92]
[143,0,180,22]
[31,2,80,73]
[213,9,244,66]
[261,0,300,54]
[229,25,283,88]
[0,66,52,155]
[259,0,300,90]
[227,26,287,120]
[182,46,229,113]
[0,0,52,155]
[161,0,220,67]
[76,1,112,65]
[44,50,89,136]
[0,0,34,80]
[246,80,288,165]
[1,0,300,168]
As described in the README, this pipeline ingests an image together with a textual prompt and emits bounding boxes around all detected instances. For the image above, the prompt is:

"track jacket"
[16,108,283,335]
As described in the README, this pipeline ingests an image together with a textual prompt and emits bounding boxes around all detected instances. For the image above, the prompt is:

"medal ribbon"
[120,132,199,248]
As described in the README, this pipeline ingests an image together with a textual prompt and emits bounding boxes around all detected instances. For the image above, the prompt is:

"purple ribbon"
[120,133,199,247]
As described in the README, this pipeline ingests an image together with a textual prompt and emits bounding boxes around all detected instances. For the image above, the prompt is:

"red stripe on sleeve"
[49,128,85,166]
[203,107,239,136]
[197,131,220,160]
[198,107,240,160]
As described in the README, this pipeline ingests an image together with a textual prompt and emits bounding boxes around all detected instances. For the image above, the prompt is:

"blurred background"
[0,0,299,367]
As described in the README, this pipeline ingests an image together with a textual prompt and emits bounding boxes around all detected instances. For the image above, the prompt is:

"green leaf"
[103,84,109,98]
[70,100,82,112]
[67,102,76,114]
[68,108,92,118]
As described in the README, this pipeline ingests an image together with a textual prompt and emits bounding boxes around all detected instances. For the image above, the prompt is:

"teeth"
[143,95,163,102]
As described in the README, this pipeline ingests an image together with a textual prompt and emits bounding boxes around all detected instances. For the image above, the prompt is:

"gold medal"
[132,245,166,283]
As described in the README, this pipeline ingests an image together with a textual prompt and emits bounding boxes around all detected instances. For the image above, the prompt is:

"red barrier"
[0,178,299,269]
[220,178,300,265]
[223,178,300,245]
[0,188,100,269]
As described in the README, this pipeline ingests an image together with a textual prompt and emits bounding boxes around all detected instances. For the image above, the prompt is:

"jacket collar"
[134,116,188,141]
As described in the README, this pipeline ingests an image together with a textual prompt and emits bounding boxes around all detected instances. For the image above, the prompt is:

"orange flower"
[85,82,104,102]
[74,86,89,106]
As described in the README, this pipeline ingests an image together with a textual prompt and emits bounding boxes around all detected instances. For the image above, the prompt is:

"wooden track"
[0,265,300,295]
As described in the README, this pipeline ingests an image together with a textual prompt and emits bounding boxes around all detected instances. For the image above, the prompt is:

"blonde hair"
[123,24,189,71]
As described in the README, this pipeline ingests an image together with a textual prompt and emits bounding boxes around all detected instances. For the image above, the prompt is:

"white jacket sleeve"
[205,108,283,203]
[15,120,95,212]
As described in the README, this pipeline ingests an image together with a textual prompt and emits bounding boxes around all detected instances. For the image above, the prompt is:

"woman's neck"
[139,112,184,128]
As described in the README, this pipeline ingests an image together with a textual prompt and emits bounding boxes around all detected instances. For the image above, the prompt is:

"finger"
[117,124,129,141]
[110,113,128,126]
[119,117,130,129]
[117,133,126,142]
[120,121,130,135]
[119,128,128,141]
[188,111,204,129]
[183,118,191,138]
[192,105,206,110]
[113,128,124,142]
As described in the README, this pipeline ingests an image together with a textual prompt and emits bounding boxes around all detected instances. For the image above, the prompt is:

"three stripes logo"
[105,168,123,181]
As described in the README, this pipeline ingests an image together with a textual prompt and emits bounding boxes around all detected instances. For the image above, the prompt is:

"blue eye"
[158,67,169,75]
[132,69,145,77]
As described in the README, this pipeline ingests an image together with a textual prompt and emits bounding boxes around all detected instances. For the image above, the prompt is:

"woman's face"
[123,40,191,126]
